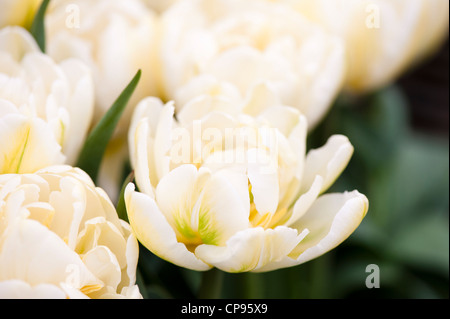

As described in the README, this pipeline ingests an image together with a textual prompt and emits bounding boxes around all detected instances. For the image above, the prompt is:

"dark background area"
[399,39,449,137]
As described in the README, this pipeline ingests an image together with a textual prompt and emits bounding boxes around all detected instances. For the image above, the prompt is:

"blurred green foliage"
[134,85,449,299]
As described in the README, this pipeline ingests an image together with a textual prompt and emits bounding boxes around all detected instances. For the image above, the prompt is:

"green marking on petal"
[198,207,220,246]
[2,124,31,174]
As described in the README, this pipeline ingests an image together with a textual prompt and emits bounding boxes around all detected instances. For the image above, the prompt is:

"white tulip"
[0,26,94,171]
[125,90,368,272]
[158,0,346,129]
[142,0,178,14]
[0,0,40,28]
[0,165,141,299]
[274,0,450,93]
[45,0,159,135]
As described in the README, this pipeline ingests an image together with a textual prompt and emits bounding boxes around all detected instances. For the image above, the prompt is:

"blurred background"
[136,36,449,300]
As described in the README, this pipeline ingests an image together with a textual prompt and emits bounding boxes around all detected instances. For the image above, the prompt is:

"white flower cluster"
[0,0,448,298]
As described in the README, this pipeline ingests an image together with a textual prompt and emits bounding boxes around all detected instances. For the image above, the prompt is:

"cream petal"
[289,191,369,264]
[46,176,86,250]
[195,226,305,273]
[155,164,205,228]
[174,74,242,113]
[0,114,65,174]
[0,280,67,299]
[242,82,281,117]
[247,148,279,215]
[0,26,40,61]
[194,169,249,245]
[153,102,175,182]
[0,218,102,291]
[125,183,211,271]
[121,220,139,286]
[82,246,122,292]
[128,97,164,166]
[301,134,353,194]
[177,93,240,124]
[208,46,266,95]
[56,58,94,165]
[76,217,128,270]
[133,120,154,197]
[284,175,324,227]
[257,105,302,137]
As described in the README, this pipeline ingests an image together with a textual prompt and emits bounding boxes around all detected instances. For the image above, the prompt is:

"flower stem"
[197,268,224,299]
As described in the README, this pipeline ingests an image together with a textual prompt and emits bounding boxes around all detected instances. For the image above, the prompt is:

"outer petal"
[195,226,307,273]
[125,183,211,271]
[153,102,175,182]
[194,169,250,245]
[0,280,66,299]
[0,26,39,61]
[58,58,94,165]
[289,190,369,264]
[301,135,353,194]
[0,114,65,174]
[0,218,102,293]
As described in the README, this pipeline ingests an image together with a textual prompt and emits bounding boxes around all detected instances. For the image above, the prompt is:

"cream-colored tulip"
[143,0,178,14]
[46,0,159,135]
[0,165,141,299]
[158,0,346,129]
[125,90,368,272]
[274,0,449,93]
[0,26,94,171]
[0,0,40,28]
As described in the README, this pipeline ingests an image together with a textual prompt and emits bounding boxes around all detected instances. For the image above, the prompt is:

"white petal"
[155,164,205,229]
[301,135,353,194]
[128,97,164,167]
[247,148,279,215]
[153,102,175,181]
[0,218,102,292]
[133,120,154,197]
[0,26,40,61]
[125,183,211,271]
[0,280,66,299]
[82,246,122,292]
[194,169,250,245]
[0,114,65,174]
[284,175,324,227]
[290,190,369,264]
[195,226,304,273]
[58,58,94,164]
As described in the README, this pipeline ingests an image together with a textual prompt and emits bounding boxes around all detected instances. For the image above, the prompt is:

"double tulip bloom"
[0,166,140,298]
[125,87,368,272]
[158,0,346,129]
[0,27,94,172]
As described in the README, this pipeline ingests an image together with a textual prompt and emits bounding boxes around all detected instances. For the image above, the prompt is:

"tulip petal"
[125,183,211,271]
[0,218,102,291]
[301,135,353,194]
[289,191,369,264]
[195,169,250,245]
[133,119,154,197]
[0,114,65,174]
[284,175,324,227]
[195,226,306,272]
[0,280,66,299]
[0,26,40,61]
[247,148,279,215]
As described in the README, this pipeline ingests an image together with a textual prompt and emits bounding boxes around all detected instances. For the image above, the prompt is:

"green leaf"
[388,213,449,277]
[76,69,141,182]
[116,171,134,223]
[30,0,50,53]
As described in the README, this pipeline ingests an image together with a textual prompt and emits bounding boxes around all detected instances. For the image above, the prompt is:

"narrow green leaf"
[76,69,141,182]
[116,171,134,223]
[30,0,50,53]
